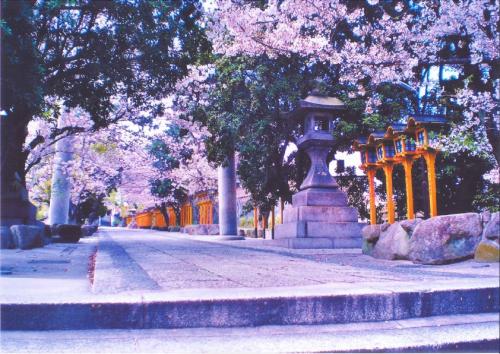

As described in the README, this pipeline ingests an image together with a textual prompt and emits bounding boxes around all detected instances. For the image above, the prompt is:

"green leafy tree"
[188,55,375,219]
[149,178,186,227]
[147,136,189,226]
[1,0,210,198]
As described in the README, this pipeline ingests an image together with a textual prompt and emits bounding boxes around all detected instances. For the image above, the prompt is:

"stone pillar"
[218,151,238,236]
[48,115,74,225]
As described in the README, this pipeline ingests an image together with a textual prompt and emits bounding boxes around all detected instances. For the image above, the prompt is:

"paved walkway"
[1,227,498,303]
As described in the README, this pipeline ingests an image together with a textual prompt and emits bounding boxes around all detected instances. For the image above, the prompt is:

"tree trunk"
[0,109,37,226]
[173,207,181,227]
[1,109,31,193]
[159,202,169,228]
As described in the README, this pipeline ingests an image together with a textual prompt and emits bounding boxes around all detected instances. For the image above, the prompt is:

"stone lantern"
[274,93,364,249]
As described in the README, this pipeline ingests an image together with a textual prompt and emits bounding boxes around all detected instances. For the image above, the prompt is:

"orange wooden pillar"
[423,151,438,217]
[180,204,188,226]
[366,168,377,225]
[382,163,395,224]
[401,158,415,220]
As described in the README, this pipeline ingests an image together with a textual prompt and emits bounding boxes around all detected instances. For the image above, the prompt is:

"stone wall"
[362,212,499,265]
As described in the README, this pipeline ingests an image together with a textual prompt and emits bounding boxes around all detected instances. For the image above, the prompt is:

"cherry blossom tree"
[208,0,499,163]
[2,0,211,199]
[26,104,217,223]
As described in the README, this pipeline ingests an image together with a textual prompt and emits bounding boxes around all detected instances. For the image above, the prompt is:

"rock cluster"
[10,225,44,250]
[1,223,98,250]
[474,212,499,262]
[82,224,99,237]
[182,224,220,235]
[363,212,499,265]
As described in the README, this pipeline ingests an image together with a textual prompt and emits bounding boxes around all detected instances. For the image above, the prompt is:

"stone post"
[48,114,74,225]
[218,151,238,236]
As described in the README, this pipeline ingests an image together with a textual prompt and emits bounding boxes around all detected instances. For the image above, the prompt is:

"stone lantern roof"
[284,93,346,122]
[299,94,345,110]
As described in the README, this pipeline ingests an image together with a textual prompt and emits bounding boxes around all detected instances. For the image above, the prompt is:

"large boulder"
[55,224,82,243]
[81,224,98,237]
[244,229,257,238]
[372,222,411,260]
[481,210,491,224]
[206,224,220,235]
[474,239,500,262]
[474,212,499,262]
[10,225,44,249]
[409,213,482,264]
[399,218,423,235]
[81,225,95,237]
[483,212,499,241]
[183,224,204,235]
[194,225,207,235]
[182,224,220,235]
[34,221,52,246]
[361,224,381,256]
[362,224,381,242]
[50,224,60,235]
[1,226,14,249]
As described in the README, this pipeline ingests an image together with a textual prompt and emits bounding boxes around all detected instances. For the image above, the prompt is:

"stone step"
[1,313,498,353]
[1,283,498,331]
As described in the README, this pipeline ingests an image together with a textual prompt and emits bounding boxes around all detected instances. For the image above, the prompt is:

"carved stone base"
[274,188,364,249]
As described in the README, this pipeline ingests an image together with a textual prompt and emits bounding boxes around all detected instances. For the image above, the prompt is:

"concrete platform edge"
[1,285,498,331]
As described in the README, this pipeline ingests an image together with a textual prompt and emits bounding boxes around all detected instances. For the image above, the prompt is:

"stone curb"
[1,285,498,331]
[0,313,498,353]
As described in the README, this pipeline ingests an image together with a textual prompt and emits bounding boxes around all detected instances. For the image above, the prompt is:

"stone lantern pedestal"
[274,94,364,249]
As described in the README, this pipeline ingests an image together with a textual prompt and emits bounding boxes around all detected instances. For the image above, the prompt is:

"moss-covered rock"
[409,213,482,265]
[474,239,500,262]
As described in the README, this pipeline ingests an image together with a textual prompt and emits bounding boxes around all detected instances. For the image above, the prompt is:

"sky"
[284,143,363,176]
